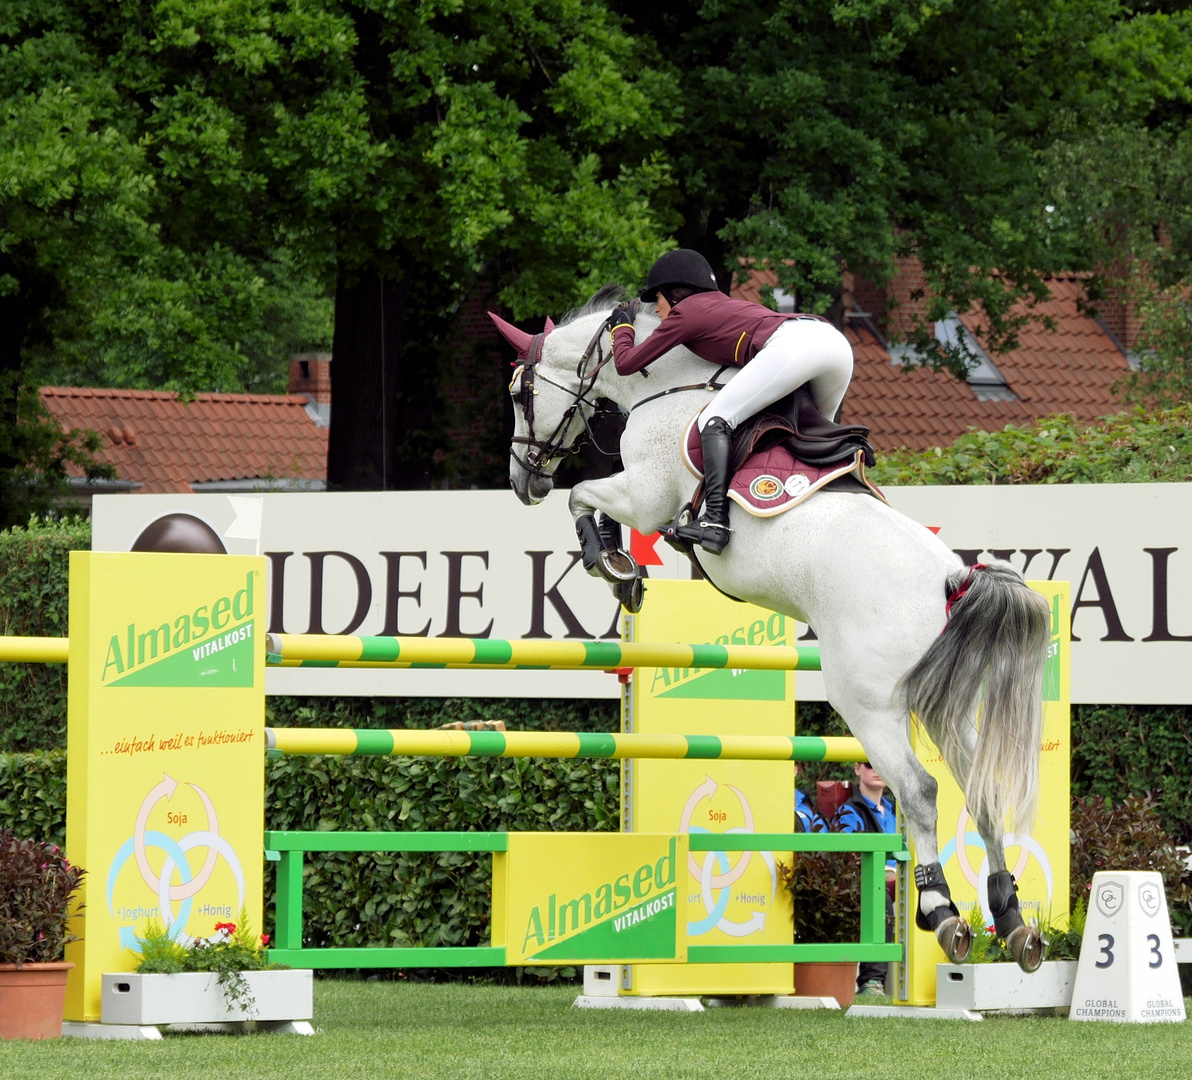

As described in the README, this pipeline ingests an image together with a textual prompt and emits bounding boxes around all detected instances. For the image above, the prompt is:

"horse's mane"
[558,283,628,326]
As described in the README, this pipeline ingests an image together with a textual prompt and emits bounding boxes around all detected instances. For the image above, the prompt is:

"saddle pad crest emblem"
[749,475,784,501]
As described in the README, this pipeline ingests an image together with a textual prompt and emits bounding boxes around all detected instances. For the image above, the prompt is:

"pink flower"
[260,934,270,946]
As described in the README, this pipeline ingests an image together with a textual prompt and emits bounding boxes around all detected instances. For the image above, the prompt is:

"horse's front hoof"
[1007,925,1045,972]
[935,916,972,963]
[598,549,639,582]
[614,577,644,613]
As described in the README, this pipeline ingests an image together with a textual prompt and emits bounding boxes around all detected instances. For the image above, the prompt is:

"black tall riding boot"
[676,416,732,555]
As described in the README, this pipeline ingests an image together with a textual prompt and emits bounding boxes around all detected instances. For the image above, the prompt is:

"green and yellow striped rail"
[265,633,821,671]
[0,637,69,663]
[265,727,866,762]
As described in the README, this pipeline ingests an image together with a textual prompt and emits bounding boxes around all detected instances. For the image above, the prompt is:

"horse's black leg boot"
[576,515,604,576]
[577,513,638,583]
[987,870,1022,938]
[675,416,732,555]
[914,861,972,963]
[988,869,1044,972]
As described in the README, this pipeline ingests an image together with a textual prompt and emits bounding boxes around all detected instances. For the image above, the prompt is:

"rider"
[608,249,854,555]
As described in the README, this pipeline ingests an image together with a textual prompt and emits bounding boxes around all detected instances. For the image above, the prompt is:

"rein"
[630,366,730,413]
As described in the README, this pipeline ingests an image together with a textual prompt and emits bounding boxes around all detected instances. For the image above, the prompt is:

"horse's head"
[490,286,626,505]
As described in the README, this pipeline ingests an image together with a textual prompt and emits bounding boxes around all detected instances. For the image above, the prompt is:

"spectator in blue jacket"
[796,787,828,833]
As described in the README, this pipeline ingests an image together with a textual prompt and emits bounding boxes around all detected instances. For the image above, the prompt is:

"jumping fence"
[3,631,900,972]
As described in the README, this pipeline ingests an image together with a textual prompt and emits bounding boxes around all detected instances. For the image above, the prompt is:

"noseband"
[510,318,618,480]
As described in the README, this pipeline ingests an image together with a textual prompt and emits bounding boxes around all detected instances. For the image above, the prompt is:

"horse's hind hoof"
[935,916,972,963]
[1007,925,1045,973]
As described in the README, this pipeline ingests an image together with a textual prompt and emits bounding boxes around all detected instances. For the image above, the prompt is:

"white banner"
[92,483,1192,703]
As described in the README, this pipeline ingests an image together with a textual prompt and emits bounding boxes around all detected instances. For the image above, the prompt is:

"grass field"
[2,981,1191,1080]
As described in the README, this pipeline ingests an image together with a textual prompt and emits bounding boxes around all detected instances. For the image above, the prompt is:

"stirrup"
[674,519,731,555]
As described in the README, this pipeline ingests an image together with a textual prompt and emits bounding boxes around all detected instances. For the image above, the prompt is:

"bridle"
[509,317,622,480]
[509,300,727,480]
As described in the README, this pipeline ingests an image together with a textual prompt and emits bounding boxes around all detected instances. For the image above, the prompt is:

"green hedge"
[267,694,617,735]
[263,753,617,951]
[0,517,84,752]
[0,750,68,844]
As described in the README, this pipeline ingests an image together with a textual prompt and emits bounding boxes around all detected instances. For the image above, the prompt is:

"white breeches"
[699,317,854,431]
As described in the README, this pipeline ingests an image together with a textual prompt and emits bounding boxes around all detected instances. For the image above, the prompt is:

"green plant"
[0,830,84,966]
[1070,793,1192,936]
[958,899,1084,963]
[778,848,861,944]
[135,908,275,1013]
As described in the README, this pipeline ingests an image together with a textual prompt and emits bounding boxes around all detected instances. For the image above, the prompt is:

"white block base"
[846,1005,983,1022]
[573,995,704,1011]
[705,995,840,1010]
[62,1022,164,1041]
[62,1019,315,1039]
[582,965,622,997]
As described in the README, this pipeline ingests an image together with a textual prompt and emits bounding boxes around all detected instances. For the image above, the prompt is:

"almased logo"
[650,613,788,701]
[523,837,678,961]
[103,571,257,688]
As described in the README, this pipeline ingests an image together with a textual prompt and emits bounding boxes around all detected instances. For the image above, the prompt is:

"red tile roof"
[40,387,328,493]
[733,271,1132,452]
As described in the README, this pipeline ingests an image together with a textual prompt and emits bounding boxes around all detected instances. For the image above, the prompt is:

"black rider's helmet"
[639,249,720,301]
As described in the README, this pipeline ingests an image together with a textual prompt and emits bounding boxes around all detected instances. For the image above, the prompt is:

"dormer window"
[934,314,1017,401]
[772,288,797,313]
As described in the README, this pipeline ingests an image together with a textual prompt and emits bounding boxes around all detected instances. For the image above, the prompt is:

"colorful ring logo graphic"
[107,773,244,950]
[680,777,776,937]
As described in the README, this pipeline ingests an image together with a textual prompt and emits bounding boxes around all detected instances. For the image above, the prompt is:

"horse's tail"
[902,560,1051,832]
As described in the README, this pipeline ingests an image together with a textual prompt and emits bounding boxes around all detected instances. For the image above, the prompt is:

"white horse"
[492,284,1052,971]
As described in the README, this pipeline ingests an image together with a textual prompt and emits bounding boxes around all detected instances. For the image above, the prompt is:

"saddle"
[682,385,886,518]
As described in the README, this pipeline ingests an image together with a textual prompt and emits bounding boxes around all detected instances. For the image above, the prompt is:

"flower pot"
[0,961,74,1040]
[936,960,1078,1012]
[100,970,313,1026]
[793,961,858,1006]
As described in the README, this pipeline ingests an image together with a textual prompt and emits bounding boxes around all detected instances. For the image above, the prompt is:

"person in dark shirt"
[833,761,899,996]
[608,249,854,554]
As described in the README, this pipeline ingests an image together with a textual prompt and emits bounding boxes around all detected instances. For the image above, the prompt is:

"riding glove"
[607,304,634,331]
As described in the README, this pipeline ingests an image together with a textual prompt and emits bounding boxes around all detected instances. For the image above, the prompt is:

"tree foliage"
[612,1,1192,371]
[1,1,679,501]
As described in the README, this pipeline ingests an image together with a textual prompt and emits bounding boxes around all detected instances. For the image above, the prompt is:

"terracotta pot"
[0,961,74,1040]
[793,961,858,1007]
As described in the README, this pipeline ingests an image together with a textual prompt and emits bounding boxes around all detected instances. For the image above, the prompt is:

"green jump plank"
[688,943,904,964]
[265,947,507,969]
[263,831,509,853]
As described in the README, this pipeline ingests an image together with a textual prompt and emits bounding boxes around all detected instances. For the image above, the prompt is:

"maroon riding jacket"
[611,291,825,375]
